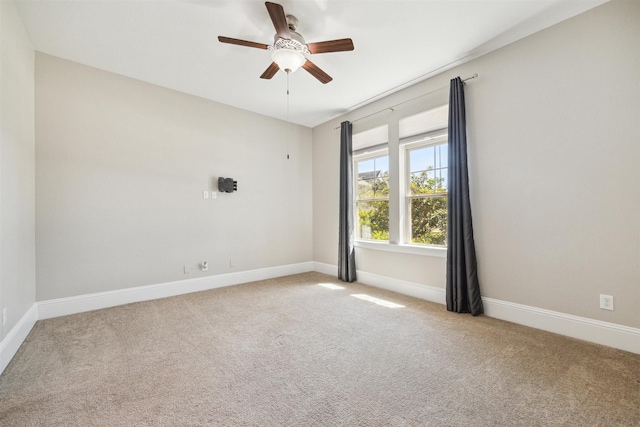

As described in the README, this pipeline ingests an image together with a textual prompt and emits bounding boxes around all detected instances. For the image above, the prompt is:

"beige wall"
[312,0,640,328]
[0,0,36,341]
[35,54,313,301]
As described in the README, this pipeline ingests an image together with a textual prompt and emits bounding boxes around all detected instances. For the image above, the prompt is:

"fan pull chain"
[286,71,290,160]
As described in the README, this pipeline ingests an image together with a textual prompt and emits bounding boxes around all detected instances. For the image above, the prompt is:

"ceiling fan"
[218,1,354,84]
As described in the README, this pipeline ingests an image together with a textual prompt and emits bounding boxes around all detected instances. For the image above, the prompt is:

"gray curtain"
[338,121,357,282]
[446,77,483,316]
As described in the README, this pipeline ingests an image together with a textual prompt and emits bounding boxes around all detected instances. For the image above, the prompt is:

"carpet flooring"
[0,272,638,426]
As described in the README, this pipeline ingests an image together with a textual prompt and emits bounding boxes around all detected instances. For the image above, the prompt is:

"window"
[355,152,389,241]
[353,125,389,241]
[352,104,448,254]
[401,105,449,247]
[405,135,448,245]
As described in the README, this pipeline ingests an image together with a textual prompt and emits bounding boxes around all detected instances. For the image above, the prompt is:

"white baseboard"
[312,262,640,354]
[313,261,445,304]
[481,298,640,354]
[0,303,38,375]
[5,261,637,380]
[356,270,446,305]
[312,261,338,276]
[313,262,446,304]
[38,262,314,320]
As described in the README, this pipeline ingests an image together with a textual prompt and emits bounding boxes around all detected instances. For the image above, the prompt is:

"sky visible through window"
[357,155,389,199]
[357,156,389,175]
[410,143,448,192]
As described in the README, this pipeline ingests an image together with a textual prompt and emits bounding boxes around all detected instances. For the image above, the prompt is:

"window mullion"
[387,111,400,245]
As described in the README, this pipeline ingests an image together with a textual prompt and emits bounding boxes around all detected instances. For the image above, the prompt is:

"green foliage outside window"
[358,200,389,240]
[357,171,389,241]
[409,171,447,245]
[356,154,448,245]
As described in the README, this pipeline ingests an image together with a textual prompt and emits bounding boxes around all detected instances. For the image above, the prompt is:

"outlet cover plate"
[599,294,613,310]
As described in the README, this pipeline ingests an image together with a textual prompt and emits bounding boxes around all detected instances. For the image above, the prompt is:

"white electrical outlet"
[203,190,209,199]
[202,261,208,271]
[599,294,613,310]
[2,308,7,325]
[211,191,217,199]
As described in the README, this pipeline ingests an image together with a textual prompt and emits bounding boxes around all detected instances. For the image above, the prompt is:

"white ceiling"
[16,0,608,127]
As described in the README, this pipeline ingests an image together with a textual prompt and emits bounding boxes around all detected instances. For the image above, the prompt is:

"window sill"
[354,240,447,258]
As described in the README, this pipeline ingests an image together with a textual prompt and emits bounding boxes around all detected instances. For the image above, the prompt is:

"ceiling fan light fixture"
[272,48,306,73]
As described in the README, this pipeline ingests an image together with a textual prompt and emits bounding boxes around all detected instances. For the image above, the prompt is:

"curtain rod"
[333,73,478,130]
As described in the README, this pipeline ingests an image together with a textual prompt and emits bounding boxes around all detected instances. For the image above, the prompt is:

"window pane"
[356,200,389,241]
[410,170,436,195]
[437,144,448,169]
[374,156,389,175]
[410,197,447,246]
[357,155,389,200]
[357,158,374,174]
[435,168,447,193]
[374,174,389,198]
[357,178,375,199]
[374,157,389,198]
[409,142,449,195]
[410,146,434,173]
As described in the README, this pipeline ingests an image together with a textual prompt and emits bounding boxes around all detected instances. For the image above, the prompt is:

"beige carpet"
[0,272,638,426]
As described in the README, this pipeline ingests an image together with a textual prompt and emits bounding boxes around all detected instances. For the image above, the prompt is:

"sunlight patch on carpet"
[318,283,345,290]
[350,294,405,308]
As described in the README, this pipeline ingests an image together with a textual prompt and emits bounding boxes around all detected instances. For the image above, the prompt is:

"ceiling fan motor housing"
[271,14,307,51]
[272,33,308,53]
[286,14,298,31]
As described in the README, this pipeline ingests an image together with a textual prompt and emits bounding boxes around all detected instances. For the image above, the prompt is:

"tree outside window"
[355,154,389,241]
[407,141,447,245]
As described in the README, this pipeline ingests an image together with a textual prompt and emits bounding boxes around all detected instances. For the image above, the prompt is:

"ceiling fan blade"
[218,36,269,50]
[260,62,280,79]
[266,2,291,40]
[307,38,354,54]
[302,60,333,84]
